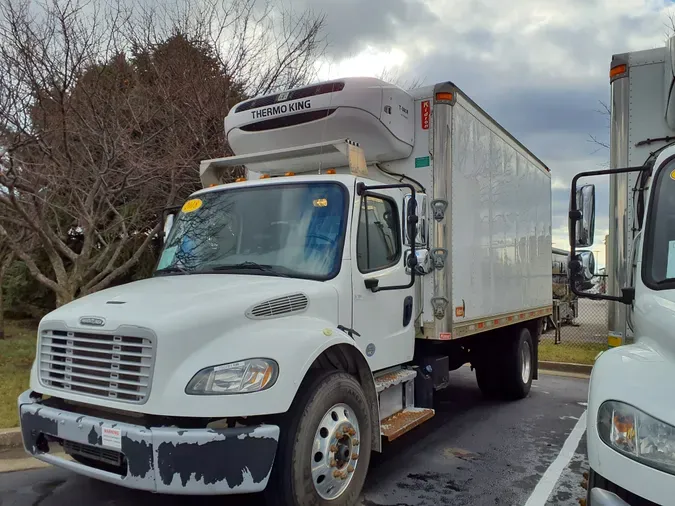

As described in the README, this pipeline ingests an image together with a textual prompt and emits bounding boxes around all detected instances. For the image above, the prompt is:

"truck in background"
[18,77,552,504]
[546,247,579,333]
[568,36,675,506]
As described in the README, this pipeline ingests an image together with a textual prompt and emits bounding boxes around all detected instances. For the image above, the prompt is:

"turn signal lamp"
[436,92,454,101]
[285,171,296,176]
[326,169,337,174]
[610,64,627,80]
[259,174,270,179]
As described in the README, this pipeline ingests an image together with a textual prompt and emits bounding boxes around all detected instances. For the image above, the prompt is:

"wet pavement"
[0,367,589,506]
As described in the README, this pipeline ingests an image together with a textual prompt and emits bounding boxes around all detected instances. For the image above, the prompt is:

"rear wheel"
[474,326,534,400]
[265,371,372,506]
[502,327,534,399]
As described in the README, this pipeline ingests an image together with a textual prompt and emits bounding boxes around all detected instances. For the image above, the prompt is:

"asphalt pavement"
[0,368,589,506]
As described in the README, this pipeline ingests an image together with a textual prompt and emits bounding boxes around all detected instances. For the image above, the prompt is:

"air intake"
[246,293,309,320]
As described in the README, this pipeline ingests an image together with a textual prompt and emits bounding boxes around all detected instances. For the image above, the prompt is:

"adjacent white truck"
[568,36,675,506]
[18,77,552,504]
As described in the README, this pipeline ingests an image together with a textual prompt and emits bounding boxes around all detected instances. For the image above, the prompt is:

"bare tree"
[0,247,12,339]
[587,100,610,153]
[0,0,326,307]
[378,67,425,91]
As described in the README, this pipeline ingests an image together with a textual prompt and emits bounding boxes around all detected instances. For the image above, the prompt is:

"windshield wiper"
[154,265,190,276]
[206,261,290,277]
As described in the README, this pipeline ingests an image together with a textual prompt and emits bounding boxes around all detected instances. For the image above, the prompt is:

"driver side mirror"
[570,183,596,248]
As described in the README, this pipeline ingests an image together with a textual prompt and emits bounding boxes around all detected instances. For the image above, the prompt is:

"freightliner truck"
[18,77,552,505]
[568,36,675,506]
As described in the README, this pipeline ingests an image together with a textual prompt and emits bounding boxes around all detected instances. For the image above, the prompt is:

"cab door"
[350,182,416,371]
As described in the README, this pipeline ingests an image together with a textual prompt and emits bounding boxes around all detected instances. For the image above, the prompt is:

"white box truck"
[567,37,675,506]
[18,77,552,504]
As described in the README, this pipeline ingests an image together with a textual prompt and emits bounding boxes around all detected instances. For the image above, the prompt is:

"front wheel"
[265,371,373,506]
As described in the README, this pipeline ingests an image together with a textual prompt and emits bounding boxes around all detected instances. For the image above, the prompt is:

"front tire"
[265,371,372,506]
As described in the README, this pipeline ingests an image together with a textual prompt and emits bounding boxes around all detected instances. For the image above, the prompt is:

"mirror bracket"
[364,278,380,292]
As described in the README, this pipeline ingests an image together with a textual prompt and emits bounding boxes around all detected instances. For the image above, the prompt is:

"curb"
[0,428,22,449]
[540,360,593,376]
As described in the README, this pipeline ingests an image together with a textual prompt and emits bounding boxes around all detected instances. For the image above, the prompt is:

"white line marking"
[523,410,587,506]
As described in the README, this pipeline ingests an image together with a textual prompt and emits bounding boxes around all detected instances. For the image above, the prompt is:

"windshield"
[644,159,675,287]
[156,182,348,279]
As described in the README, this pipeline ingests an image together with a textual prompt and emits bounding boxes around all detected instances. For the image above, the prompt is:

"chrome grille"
[246,293,309,319]
[38,329,155,404]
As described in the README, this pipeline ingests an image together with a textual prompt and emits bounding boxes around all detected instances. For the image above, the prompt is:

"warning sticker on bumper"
[102,427,122,449]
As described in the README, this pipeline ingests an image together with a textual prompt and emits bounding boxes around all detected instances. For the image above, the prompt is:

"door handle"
[403,296,414,326]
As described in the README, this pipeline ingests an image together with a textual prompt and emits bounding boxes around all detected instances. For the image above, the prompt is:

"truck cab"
[568,37,675,506]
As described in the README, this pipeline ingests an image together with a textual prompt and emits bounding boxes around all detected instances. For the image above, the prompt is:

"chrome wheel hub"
[311,403,361,500]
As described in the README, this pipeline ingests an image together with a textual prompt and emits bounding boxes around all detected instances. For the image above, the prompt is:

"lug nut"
[351,452,359,460]
[330,458,337,467]
[330,444,338,453]
[348,465,354,473]
[348,428,356,436]
[333,470,341,478]
[352,439,359,446]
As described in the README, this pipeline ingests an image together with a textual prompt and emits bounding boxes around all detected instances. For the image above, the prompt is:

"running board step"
[374,368,417,393]
[380,408,435,441]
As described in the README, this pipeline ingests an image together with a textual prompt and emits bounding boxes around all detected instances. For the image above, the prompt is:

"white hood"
[45,274,337,333]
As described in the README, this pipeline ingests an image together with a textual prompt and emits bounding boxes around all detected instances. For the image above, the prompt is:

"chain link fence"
[540,275,610,364]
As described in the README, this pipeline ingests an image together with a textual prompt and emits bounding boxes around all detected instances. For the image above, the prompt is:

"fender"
[292,326,381,452]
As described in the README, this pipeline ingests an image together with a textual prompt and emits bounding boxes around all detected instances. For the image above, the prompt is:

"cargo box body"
[384,83,553,341]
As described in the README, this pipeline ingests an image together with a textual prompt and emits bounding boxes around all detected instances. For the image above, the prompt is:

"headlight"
[598,400,675,475]
[185,359,278,395]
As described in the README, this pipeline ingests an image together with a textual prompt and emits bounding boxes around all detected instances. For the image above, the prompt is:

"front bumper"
[590,489,630,506]
[18,390,280,495]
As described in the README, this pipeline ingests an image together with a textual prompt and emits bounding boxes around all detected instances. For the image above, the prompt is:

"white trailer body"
[568,37,675,506]
[383,85,552,342]
[18,77,552,504]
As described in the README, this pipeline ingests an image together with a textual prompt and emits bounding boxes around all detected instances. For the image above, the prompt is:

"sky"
[305,0,675,269]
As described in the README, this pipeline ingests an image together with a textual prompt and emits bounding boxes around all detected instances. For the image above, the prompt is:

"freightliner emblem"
[79,316,106,327]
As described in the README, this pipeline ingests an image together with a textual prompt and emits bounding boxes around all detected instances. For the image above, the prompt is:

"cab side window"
[356,195,401,272]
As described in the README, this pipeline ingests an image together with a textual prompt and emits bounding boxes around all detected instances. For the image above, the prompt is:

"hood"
[43,274,339,334]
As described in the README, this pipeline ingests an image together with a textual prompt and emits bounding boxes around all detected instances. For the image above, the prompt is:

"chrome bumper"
[18,390,279,495]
